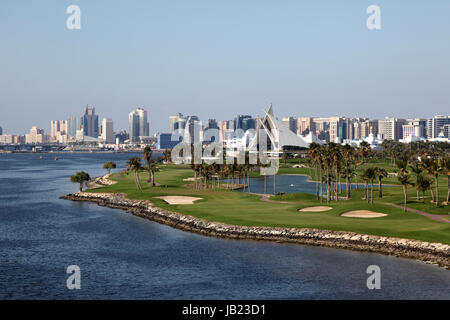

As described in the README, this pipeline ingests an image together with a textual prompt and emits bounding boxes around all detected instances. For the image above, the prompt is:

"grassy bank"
[87,162,450,245]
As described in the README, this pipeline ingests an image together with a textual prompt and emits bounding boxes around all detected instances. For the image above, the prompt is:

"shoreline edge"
[61,192,450,269]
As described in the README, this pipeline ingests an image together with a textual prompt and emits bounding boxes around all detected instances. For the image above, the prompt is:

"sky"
[1,0,449,135]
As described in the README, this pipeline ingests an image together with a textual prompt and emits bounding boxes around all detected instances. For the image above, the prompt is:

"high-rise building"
[203,119,219,142]
[69,115,78,137]
[184,116,201,144]
[25,126,45,144]
[82,106,99,138]
[234,115,253,130]
[360,119,378,138]
[329,117,343,143]
[402,119,426,139]
[297,117,315,135]
[219,120,235,141]
[157,133,182,149]
[169,113,186,133]
[13,135,25,144]
[0,126,2,135]
[101,118,114,143]
[0,135,13,144]
[378,117,406,141]
[282,117,298,134]
[234,115,254,138]
[50,119,69,142]
[426,115,450,138]
[205,119,218,130]
[129,107,149,143]
[312,118,329,134]
[443,124,450,138]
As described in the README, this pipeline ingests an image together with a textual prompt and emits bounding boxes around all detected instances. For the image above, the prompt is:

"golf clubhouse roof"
[248,105,309,151]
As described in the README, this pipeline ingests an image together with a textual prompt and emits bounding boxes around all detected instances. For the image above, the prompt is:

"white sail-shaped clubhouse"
[248,105,309,151]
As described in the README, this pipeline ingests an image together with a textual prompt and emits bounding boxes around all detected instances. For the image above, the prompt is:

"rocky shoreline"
[60,192,450,269]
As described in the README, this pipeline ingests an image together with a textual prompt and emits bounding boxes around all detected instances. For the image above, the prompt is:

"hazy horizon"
[1,0,449,135]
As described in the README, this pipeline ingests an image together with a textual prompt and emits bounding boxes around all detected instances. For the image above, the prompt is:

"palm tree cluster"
[143,146,159,187]
[125,147,163,191]
[190,159,255,192]
[307,141,449,208]
[307,142,375,203]
[126,156,143,191]
[398,155,449,208]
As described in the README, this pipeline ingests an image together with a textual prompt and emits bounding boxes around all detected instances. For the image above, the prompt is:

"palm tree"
[396,160,414,212]
[397,170,414,212]
[143,146,157,186]
[358,141,371,167]
[374,167,388,198]
[127,157,143,191]
[70,171,90,192]
[307,143,321,200]
[423,157,443,206]
[416,173,433,202]
[328,143,341,201]
[361,167,376,204]
[367,167,377,204]
[443,156,450,204]
[410,161,426,200]
[342,167,355,200]
[341,144,355,199]
[102,161,116,175]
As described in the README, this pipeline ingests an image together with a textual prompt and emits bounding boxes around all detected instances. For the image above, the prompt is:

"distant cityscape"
[0,105,449,152]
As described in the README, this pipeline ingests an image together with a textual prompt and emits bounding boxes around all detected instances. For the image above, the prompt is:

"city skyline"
[2,104,450,137]
[1,1,450,134]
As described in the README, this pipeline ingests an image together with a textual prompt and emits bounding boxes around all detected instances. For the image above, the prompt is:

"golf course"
[86,159,450,245]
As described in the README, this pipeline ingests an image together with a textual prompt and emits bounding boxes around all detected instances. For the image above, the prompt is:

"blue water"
[0,153,448,299]
[239,175,369,195]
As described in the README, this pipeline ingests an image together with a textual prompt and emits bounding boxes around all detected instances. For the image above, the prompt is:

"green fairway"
[88,162,450,245]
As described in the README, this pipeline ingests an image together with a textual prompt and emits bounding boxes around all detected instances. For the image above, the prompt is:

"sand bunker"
[154,196,202,205]
[183,177,200,182]
[299,206,333,212]
[341,210,387,218]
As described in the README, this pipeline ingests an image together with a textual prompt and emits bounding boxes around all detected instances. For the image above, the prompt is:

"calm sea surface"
[0,153,448,299]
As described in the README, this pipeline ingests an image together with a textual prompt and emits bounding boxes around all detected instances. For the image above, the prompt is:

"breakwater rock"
[61,192,450,269]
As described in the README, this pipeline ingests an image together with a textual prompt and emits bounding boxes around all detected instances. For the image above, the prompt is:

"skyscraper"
[82,105,99,138]
[169,113,186,133]
[378,117,406,141]
[25,126,45,144]
[282,117,298,134]
[129,107,149,143]
[219,120,234,141]
[427,115,450,138]
[184,116,201,144]
[50,119,69,143]
[297,117,315,135]
[234,115,255,137]
[101,118,114,143]
[69,115,78,137]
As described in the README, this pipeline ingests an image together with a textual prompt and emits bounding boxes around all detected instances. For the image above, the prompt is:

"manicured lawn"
[89,163,450,245]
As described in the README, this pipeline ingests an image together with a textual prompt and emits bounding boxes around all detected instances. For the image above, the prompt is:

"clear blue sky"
[1,0,449,135]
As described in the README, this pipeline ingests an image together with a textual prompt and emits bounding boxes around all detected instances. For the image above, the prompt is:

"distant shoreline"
[61,191,450,269]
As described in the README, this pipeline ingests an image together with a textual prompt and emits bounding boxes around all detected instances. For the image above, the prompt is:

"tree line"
[307,141,449,212]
